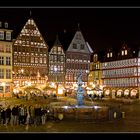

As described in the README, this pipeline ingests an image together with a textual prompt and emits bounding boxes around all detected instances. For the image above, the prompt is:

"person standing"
[5,105,11,125]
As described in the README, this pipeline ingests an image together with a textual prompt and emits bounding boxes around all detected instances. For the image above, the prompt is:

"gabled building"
[88,50,103,89]
[0,21,13,97]
[48,35,65,85]
[102,42,140,99]
[13,18,49,87]
[65,27,93,88]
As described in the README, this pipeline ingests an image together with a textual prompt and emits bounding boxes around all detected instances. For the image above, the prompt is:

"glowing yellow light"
[58,88,63,95]
[2,82,6,87]
[28,82,31,86]
[21,69,24,73]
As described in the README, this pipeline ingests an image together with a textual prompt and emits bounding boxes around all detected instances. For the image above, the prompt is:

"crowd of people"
[0,104,52,126]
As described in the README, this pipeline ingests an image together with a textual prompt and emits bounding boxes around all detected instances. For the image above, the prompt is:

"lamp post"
[54,67,58,96]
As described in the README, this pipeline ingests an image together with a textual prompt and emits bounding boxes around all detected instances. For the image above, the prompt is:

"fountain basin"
[49,104,110,121]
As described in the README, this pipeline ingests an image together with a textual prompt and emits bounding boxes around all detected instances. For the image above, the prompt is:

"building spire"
[77,23,80,31]
[30,10,32,18]
[54,33,61,46]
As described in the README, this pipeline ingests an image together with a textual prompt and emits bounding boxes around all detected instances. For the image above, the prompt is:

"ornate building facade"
[13,18,48,87]
[88,52,103,88]
[48,35,65,85]
[102,43,140,99]
[0,21,13,97]
[65,28,93,89]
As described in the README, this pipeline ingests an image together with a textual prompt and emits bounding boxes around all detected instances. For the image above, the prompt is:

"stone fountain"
[48,71,122,121]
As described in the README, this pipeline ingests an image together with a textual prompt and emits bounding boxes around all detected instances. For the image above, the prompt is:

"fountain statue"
[76,71,85,106]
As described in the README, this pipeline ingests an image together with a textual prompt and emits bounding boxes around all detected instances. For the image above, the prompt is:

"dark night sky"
[0,8,140,51]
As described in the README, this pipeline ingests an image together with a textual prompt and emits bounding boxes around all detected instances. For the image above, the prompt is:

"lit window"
[94,54,98,61]
[0,69,4,78]
[5,86,10,92]
[6,69,11,79]
[0,57,4,65]
[0,45,4,52]
[6,57,11,65]
[122,50,124,56]
[31,57,34,63]
[6,45,11,53]
[110,52,112,57]
[0,31,4,40]
[6,32,11,40]
[35,57,38,63]
[125,50,127,55]
[107,53,109,58]
[39,58,42,63]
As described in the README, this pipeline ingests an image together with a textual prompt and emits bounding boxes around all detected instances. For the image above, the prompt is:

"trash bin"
[122,112,125,118]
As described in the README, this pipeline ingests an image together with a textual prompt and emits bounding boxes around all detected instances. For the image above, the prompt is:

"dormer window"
[6,32,11,41]
[4,22,8,28]
[107,53,109,58]
[122,50,124,56]
[0,31,4,40]
[121,49,127,56]
[73,44,77,49]
[107,52,112,58]
[80,44,84,50]
[110,52,112,57]
[125,49,127,55]
[94,54,98,61]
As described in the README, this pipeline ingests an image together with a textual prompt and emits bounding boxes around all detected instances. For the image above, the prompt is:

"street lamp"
[54,67,58,96]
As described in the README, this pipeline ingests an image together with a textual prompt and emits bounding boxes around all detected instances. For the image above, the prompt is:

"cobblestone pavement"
[0,97,140,133]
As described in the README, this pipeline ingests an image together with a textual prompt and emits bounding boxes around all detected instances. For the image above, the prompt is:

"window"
[5,86,10,92]
[107,53,109,58]
[0,57,4,65]
[6,69,11,79]
[22,56,26,63]
[6,32,11,40]
[0,86,3,92]
[80,44,84,50]
[73,44,77,49]
[18,56,21,62]
[39,58,42,63]
[0,31,4,40]
[4,22,8,28]
[94,54,98,62]
[110,52,112,57]
[6,45,11,52]
[6,57,11,65]
[122,50,124,56]
[125,50,127,55]
[26,57,30,63]
[0,69,4,78]
[14,56,17,63]
[35,57,38,63]
[31,57,34,63]
[0,45,4,52]
[58,47,61,54]
[44,58,47,64]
